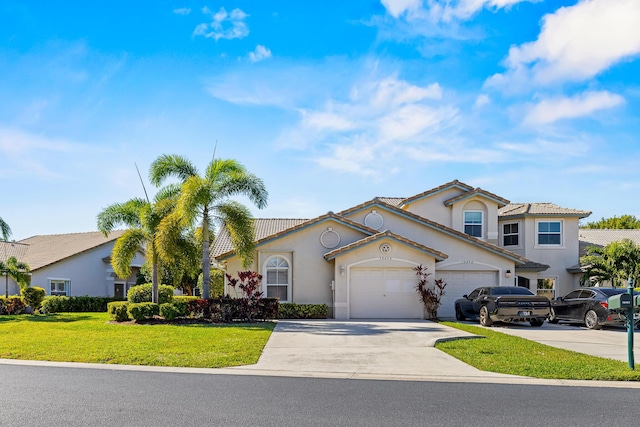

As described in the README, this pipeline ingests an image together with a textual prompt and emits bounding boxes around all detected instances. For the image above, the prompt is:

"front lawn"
[0,312,274,368]
[438,322,640,381]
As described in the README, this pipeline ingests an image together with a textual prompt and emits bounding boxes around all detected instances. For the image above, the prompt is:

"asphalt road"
[2,365,639,426]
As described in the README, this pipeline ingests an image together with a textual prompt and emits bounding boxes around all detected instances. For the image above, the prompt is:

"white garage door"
[436,271,498,319]
[350,268,423,319]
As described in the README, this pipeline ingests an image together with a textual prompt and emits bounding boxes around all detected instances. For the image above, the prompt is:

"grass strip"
[0,312,274,368]
[438,321,640,381]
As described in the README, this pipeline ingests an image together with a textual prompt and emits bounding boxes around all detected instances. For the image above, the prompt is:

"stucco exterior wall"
[401,187,465,228]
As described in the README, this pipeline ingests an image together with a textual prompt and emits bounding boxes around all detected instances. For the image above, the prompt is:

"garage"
[349,267,423,319]
[436,271,498,318]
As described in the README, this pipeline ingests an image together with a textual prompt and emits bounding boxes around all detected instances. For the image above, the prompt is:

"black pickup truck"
[455,286,551,327]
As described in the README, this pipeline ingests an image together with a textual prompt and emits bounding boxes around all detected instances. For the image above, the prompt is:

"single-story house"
[3,231,144,298]
[213,180,591,319]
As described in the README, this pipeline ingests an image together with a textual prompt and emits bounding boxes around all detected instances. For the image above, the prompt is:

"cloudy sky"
[1,0,639,240]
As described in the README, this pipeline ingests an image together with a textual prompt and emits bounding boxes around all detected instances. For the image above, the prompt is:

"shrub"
[127,302,160,321]
[41,296,121,313]
[160,303,181,321]
[184,297,279,322]
[278,303,328,319]
[127,284,174,304]
[21,287,46,310]
[0,297,26,315]
[107,301,130,322]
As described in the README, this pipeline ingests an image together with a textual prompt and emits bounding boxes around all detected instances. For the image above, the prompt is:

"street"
[2,364,638,426]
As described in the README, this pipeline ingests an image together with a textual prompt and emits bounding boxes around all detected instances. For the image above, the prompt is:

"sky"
[1,0,640,241]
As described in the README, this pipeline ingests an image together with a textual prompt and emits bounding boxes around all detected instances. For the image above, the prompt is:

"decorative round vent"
[320,228,341,249]
[379,243,392,254]
[364,210,384,230]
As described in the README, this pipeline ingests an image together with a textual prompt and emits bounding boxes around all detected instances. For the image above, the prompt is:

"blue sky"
[1,0,640,240]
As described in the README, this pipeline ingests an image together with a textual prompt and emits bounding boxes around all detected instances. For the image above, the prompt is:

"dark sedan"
[455,286,551,327]
[549,287,639,329]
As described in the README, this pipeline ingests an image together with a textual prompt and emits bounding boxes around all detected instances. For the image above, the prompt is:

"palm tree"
[580,239,640,287]
[97,187,178,303]
[0,216,11,242]
[1,256,30,298]
[150,154,268,298]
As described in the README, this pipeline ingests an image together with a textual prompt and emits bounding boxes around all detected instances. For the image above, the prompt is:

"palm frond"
[149,154,198,186]
[0,217,11,241]
[96,198,146,235]
[217,201,256,268]
[112,229,147,279]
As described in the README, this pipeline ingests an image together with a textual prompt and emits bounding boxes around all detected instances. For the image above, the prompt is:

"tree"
[580,239,640,287]
[97,187,178,303]
[150,154,268,298]
[0,216,11,242]
[582,215,640,229]
[1,256,30,298]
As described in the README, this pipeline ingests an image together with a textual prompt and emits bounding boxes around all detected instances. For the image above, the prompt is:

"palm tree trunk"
[4,273,8,298]
[202,209,210,299]
[151,242,159,304]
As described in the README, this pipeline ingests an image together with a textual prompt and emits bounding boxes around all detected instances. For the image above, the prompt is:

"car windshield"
[490,287,534,296]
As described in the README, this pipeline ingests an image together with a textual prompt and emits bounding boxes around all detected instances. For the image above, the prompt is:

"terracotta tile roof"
[18,231,126,271]
[444,188,510,207]
[499,203,591,219]
[213,213,378,260]
[515,261,550,272]
[0,241,29,263]
[376,197,405,207]
[212,218,308,258]
[324,230,448,261]
[401,179,475,205]
[578,229,640,256]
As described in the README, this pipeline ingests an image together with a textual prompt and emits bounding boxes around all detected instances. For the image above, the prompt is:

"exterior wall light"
[505,269,512,278]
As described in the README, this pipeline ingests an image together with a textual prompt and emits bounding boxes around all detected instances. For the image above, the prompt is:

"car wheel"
[455,304,466,321]
[584,310,602,330]
[479,306,493,327]
[530,318,544,327]
[548,308,559,324]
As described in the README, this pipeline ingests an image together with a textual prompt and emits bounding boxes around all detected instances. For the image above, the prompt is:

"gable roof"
[213,213,378,260]
[499,203,591,219]
[578,229,640,256]
[18,231,126,271]
[341,199,533,265]
[0,241,29,263]
[324,230,448,261]
[443,188,510,207]
[400,179,475,206]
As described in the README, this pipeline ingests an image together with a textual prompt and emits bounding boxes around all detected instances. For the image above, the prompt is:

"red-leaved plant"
[226,271,264,322]
[415,264,447,320]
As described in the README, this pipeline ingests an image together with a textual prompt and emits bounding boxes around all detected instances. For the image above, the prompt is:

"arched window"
[265,256,289,301]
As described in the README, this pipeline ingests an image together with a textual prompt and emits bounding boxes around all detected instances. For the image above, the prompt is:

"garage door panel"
[437,271,498,319]
[350,268,422,319]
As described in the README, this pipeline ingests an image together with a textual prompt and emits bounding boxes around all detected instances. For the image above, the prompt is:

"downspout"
[330,280,335,319]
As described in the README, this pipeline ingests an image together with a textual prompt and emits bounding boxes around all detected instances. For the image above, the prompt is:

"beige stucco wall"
[400,187,464,228]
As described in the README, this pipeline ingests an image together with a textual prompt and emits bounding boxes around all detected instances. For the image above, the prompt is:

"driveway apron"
[239,319,510,380]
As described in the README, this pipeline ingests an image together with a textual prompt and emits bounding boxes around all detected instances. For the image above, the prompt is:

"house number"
[379,256,391,261]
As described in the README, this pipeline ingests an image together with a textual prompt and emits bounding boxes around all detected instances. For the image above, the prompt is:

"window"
[265,256,289,301]
[503,223,519,246]
[50,279,70,296]
[464,211,483,238]
[537,221,561,245]
[536,278,556,299]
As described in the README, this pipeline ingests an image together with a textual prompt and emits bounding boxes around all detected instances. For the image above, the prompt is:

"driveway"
[236,319,520,381]
[477,321,640,363]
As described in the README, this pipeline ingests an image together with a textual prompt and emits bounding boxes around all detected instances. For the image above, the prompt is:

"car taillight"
[600,302,608,309]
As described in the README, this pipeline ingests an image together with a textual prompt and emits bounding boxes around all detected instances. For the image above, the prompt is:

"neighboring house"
[4,231,144,298]
[213,180,591,319]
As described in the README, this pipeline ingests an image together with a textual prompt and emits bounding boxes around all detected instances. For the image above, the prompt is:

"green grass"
[0,313,274,368]
[437,322,640,381]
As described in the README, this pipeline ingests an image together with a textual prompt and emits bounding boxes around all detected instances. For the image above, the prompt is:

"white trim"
[463,210,483,239]
[435,260,507,285]
[262,254,292,303]
[501,220,522,249]
[47,277,71,296]
[534,219,564,248]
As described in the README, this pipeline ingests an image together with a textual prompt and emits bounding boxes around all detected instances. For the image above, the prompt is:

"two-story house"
[213,180,591,319]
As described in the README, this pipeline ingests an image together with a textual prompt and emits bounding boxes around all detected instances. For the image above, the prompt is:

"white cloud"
[473,94,490,109]
[524,91,625,125]
[193,7,249,41]
[249,45,272,62]
[488,0,640,89]
[173,7,191,15]
[380,0,534,23]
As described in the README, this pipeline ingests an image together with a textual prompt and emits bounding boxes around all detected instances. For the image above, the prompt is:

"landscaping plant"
[415,264,447,319]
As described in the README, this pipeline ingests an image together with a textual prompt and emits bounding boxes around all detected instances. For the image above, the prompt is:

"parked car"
[549,287,639,330]
[455,286,551,327]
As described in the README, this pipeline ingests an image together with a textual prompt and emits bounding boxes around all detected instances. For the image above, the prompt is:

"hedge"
[127,302,160,321]
[187,297,279,322]
[41,296,124,313]
[278,303,329,319]
[0,297,26,315]
[21,287,46,310]
[107,301,130,322]
[127,284,174,304]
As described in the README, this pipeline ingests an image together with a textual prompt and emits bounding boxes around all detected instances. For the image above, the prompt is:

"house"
[3,231,144,298]
[213,180,591,319]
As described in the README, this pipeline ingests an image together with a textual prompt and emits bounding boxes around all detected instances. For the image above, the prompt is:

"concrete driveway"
[480,321,640,363]
[237,319,520,381]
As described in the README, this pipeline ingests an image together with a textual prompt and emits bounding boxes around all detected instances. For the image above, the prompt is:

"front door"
[114,283,125,299]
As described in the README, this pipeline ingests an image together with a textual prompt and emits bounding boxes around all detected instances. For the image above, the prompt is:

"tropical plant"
[582,215,640,229]
[415,264,447,319]
[149,154,268,298]
[0,216,10,242]
[0,256,30,298]
[97,186,178,303]
[580,239,640,287]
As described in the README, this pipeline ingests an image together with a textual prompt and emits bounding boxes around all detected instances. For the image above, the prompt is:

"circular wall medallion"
[364,210,384,230]
[320,228,341,249]
[379,243,392,254]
